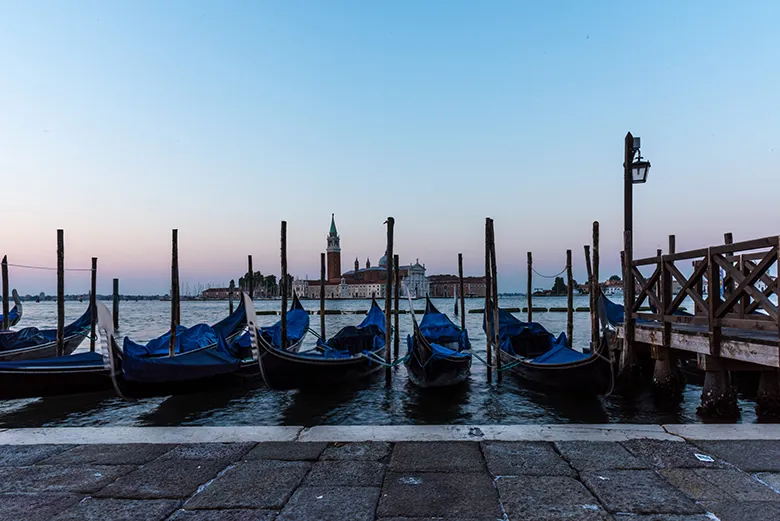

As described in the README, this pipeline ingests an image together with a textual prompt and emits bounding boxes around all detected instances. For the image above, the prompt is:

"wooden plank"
[666,261,708,313]
[664,314,710,326]
[634,313,661,321]
[714,251,778,320]
[633,255,662,266]
[631,265,662,313]
[697,354,775,372]
[708,248,722,357]
[719,317,779,332]
[710,236,777,255]
[662,247,709,263]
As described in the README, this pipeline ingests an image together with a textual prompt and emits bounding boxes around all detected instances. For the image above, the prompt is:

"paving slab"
[159,443,256,462]
[621,439,724,469]
[482,441,575,476]
[496,475,610,520]
[581,470,703,515]
[276,486,381,521]
[756,472,780,492]
[51,498,180,521]
[389,442,484,472]
[304,460,386,487]
[612,514,714,521]
[320,441,392,461]
[377,471,501,519]
[658,469,733,501]
[691,440,780,472]
[376,518,498,521]
[96,459,226,499]
[0,444,73,466]
[244,442,327,461]
[168,509,277,521]
[555,441,650,471]
[701,501,780,521]
[0,493,81,521]
[664,423,780,440]
[0,464,133,493]
[694,468,780,501]
[40,443,176,466]
[185,460,310,509]
[0,427,302,444]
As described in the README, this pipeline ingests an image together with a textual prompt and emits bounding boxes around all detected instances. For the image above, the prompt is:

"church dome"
[378,249,388,267]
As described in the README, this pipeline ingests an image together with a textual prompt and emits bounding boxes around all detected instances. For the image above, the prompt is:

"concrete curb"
[0,424,778,444]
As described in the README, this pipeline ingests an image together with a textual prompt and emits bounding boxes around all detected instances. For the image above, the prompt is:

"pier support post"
[1,255,8,330]
[57,229,65,357]
[653,235,684,400]
[756,369,780,419]
[698,368,740,419]
[393,254,399,359]
[112,278,119,329]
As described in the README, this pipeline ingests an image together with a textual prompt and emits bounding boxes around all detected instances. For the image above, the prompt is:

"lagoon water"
[0,296,761,427]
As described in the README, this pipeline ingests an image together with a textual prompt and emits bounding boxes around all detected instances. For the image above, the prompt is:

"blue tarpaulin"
[484,306,566,359]
[317,299,386,357]
[232,295,310,353]
[529,341,589,365]
[124,323,221,357]
[0,351,104,370]
[0,305,93,352]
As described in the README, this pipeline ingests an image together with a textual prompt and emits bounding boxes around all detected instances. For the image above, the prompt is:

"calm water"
[0,296,761,427]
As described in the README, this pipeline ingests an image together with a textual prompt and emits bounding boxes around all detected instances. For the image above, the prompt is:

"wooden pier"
[616,234,780,416]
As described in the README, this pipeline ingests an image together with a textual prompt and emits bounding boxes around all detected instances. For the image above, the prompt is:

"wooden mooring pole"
[57,229,65,357]
[458,253,466,332]
[488,219,501,381]
[527,252,533,323]
[169,229,179,357]
[384,217,394,384]
[112,278,120,329]
[584,246,593,348]
[280,222,288,351]
[320,253,326,339]
[484,219,493,383]
[228,279,235,314]
[592,221,600,348]
[393,253,400,359]
[89,257,97,352]
[1,256,8,330]
[248,255,254,300]
[566,249,573,347]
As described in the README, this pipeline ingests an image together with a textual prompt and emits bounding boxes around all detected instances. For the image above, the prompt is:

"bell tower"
[326,214,341,283]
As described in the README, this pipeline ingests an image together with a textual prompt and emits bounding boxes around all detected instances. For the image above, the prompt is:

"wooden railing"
[628,235,779,358]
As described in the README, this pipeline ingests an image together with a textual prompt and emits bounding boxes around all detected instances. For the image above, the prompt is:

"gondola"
[486,306,612,394]
[231,293,309,357]
[250,295,387,390]
[0,303,93,361]
[0,290,23,328]
[405,297,471,388]
[104,297,248,394]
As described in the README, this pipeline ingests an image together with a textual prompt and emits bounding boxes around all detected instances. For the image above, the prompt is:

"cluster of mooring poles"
[1,230,121,351]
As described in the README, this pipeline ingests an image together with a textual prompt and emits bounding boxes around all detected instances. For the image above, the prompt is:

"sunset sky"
[1,1,778,294]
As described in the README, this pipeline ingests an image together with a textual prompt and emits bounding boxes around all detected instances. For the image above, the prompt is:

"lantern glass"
[631,160,650,184]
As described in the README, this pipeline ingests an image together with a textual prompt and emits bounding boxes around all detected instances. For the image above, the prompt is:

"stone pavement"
[2,432,780,520]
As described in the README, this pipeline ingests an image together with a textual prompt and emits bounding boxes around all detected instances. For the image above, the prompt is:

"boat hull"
[0,334,85,362]
[0,363,111,399]
[497,347,612,394]
[405,344,471,388]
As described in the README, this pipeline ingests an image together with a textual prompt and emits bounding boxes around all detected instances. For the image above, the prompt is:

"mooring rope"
[531,266,567,279]
[362,350,409,367]
[7,263,93,272]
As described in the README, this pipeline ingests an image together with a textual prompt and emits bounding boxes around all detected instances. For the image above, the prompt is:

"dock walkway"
[1,425,779,520]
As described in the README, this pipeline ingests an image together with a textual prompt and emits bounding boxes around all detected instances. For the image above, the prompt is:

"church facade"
[292,215,430,299]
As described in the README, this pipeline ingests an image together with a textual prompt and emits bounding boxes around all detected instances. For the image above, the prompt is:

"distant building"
[427,275,487,298]
[201,287,233,299]
[293,215,430,299]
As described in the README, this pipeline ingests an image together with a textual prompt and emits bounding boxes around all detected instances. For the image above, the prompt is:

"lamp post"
[623,131,651,375]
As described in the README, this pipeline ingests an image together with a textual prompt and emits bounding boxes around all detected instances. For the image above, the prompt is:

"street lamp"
[627,137,651,184]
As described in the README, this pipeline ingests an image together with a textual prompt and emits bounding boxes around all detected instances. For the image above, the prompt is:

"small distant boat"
[486,306,612,394]
[252,297,387,390]
[0,303,93,362]
[405,297,471,388]
[0,290,23,328]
